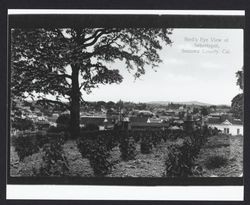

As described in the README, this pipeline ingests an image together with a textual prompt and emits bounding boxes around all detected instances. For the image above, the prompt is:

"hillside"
[147,101,213,106]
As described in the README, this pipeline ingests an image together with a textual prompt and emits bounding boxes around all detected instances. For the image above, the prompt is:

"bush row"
[33,135,69,176]
[76,129,182,176]
[77,130,119,176]
[164,127,211,177]
[12,129,65,161]
[119,131,136,161]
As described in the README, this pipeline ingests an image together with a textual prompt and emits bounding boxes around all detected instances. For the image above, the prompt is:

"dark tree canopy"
[11,28,173,138]
[56,114,71,129]
[11,28,172,100]
[200,107,209,116]
[231,67,244,120]
[12,118,34,131]
[236,68,243,90]
[231,93,243,120]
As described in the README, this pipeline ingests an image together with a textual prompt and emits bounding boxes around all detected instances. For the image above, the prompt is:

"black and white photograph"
[8,11,244,187]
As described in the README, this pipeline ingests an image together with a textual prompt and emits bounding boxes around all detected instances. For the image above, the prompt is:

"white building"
[147,117,163,123]
[208,120,243,135]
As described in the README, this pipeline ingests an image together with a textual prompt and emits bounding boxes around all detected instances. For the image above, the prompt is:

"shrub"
[204,155,228,170]
[119,132,136,161]
[47,126,69,140]
[132,131,141,143]
[140,135,153,154]
[84,123,99,131]
[164,140,196,177]
[77,134,113,176]
[151,131,163,147]
[88,142,112,176]
[105,131,119,151]
[34,134,69,176]
[13,132,63,162]
[56,114,70,130]
[13,134,40,161]
[47,125,64,133]
[12,118,34,131]
[162,130,168,142]
[164,132,207,177]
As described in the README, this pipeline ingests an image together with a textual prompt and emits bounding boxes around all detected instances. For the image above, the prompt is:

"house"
[208,119,243,135]
[80,115,114,130]
[106,108,120,121]
[36,120,50,130]
[47,115,58,123]
[52,113,59,119]
[147,117,163,123]
[129,116,148,123]
[159,116,171,122]
[169,125,182,130]
[137,110,154,117]
[207,112,234,124]
[173,120,184,125]
[130,122,169,130]
[129,116,169,130]
[165,109,176,117]
[207,115,221,124]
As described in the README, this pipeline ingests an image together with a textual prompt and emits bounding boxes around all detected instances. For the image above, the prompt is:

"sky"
[81,28,243,105]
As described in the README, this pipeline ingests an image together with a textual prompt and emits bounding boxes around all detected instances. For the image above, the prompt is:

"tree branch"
[36,98,70,109]
[54,28,68,42]
[83,28,106,43]
[82,29,120,48]
[47,72,72,80]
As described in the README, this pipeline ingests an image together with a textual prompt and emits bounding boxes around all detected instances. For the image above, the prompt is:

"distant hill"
[147,101,213,106]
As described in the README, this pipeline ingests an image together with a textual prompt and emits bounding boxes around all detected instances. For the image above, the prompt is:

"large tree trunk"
[70,64,80,139]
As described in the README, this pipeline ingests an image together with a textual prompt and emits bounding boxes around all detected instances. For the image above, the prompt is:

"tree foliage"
[56,114,71,129]
[231,67,243,120]
[12,118,34,131]
[11,28,172,98]
[11,28,173,137]
[231,93,243,120]
[236,69,243,90]
[200,107,209,116]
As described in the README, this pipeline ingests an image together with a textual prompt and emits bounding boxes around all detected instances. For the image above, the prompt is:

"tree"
[96,101,106,110]
[236,69,243,90]
[192,107,200,114]
[136,103,147,110]
[209,105,216,112]
[12,118,34,131]
[231,94,243,120]
[201,107,209,116]
[56,114,71,130]
[231,67,243,120]
[11,28,173,138]
[106,101,116,110]
[84,123,99,131]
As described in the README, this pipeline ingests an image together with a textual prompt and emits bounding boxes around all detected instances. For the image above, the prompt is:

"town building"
[80,115,114,130]
[208,119,243,135]
[147,117,163,123]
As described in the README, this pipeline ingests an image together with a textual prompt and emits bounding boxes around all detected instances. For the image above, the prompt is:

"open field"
[10,134,243,177]
[195,134,243,177]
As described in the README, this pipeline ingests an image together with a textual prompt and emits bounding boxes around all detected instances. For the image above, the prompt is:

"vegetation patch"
[33,136,69,176]
[140,136,153,154]
[204,155,228,170]
[77,133,116,176]
[119,134,137,161]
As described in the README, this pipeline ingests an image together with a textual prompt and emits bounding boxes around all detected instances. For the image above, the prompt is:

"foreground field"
[195,134,243,177]
[10,134,243,177]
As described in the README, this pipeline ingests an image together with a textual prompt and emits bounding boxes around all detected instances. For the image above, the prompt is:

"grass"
[194,134,243,177]
[204,155,228,170]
